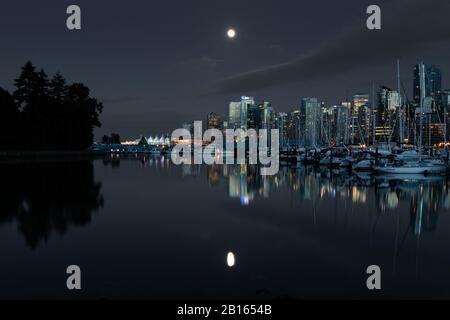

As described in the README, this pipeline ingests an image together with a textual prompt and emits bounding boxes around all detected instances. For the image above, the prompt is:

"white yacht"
[149,147,161,155]
[353,159,375,171]
[375,160,446,175]
[319,156,342,167]
[340,156,357,168]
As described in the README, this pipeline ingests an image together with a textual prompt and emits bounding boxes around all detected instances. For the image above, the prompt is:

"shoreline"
[0,150,105,159]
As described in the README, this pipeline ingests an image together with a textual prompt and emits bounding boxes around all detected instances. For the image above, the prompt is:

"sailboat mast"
[372,82,376,147]
[419,62,425,157]
[397,59,404,145]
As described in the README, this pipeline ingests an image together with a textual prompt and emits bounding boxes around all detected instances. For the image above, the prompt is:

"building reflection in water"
[199,163,450,237]
[107,155,450,239]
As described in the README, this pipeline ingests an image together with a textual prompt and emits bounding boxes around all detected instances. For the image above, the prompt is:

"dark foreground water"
[1,155,450,299]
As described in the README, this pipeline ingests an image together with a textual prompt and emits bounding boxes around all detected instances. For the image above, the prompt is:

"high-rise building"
[247,104,260,130]
[442,90,450,142]
[300,98,322,148]
[272,112,289,148]
[229,102,243,130]
[286,109,301,148]
[413,63,442,109]
[413,63,445,146]
[336,105,350,146]
[322,105,338,146]
[258,102,272,130]
[353,94,369,112]
[206,112,222,130]
[182,122,194,134]
[443,90,450,110]
[351,94,370,144]
[358,106,372,145]
[228,96,255,131]
[257,102,273,149]
[376,86,399,143]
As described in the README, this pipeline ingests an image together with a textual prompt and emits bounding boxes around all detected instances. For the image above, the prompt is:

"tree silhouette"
[102,133,121,144]
[0,88,20,150]
[0,61,103,151]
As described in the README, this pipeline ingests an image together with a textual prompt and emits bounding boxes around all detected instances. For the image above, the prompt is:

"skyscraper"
[258,102,273,149]
[206,112,222,130]
[413,63,445,146]
[413,63,442,109]
[300,98,322,148]
[375,86,400,143]
[322,105,338,146]
[258,102,272,131]
[443,90,450,111]
[228,96,255,131]
[352,94,370,144]
[247,103,260,130]
[442,89,450,142]
[272,112,288,148]
[336,105,350,146]
[287,109,301,148]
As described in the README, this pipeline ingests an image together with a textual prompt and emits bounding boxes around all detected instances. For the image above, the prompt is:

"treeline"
[0,62,103,151]
[102,133,121,144]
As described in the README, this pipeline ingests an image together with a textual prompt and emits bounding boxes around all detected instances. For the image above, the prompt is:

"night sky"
[1,0,449,139]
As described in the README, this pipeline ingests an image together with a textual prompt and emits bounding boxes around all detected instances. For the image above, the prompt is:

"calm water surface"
[1,155,450,299]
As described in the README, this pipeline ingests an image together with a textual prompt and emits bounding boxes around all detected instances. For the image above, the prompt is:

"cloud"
[181,55,224,69]
[211,0,450,94]
[266,44,284,51]
[100,96,141,104]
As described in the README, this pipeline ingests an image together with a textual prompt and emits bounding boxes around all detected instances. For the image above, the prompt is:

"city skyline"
[1,0,450,138]
[128,60,449,151]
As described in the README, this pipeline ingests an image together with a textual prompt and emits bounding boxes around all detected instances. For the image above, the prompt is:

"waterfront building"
[207,112,222,130]
[228,96,255,131]
[413,63,445,147]
[300,98,322,148]
[413,63,442,110]
[336,104,350,146]
[138,136,148,145]
[351,94,370,145]
[257,102,273,148]
[247,103,260,130]
[442,89,450,141]
[358,105,372,146]
[272,112,289,149]
[321,105,338,146]
[182,122,194,135]
[288,109,301,148]
[258,102,272,131]
[375,86,399,144]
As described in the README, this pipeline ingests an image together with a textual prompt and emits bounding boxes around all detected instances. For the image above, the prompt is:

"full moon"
[226,252,235,267]
[227,29,236,39]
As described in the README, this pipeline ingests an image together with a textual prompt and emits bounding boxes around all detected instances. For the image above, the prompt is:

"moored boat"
[319,156,342,168]
[353,159,375,171]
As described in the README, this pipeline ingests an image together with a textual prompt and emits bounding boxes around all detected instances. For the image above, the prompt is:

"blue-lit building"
[300,98,322,148]
[413,63,442,110]
[228,96,255,131]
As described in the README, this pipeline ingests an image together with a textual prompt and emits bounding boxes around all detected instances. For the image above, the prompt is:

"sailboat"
[374,62,446,175]
[375,161,437,174]
[319,155,343,167]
